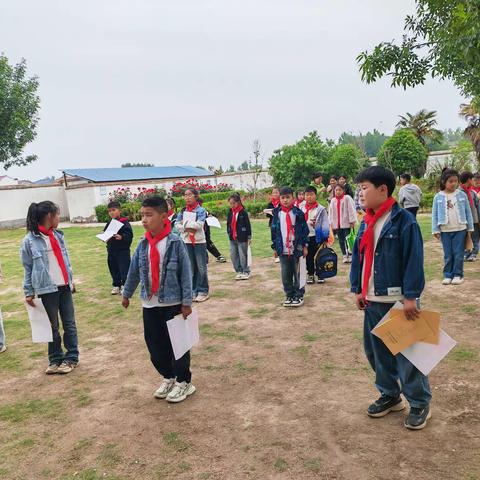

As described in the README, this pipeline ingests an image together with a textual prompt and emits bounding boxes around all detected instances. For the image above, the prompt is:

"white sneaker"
[0,345,6,354]
[153,378,176,399]
[274,257,280,264]
[342,255,349,264]
[240,273,250,280]
[166,381,196,403]
[442,278,452,285]
[235,273,243,281]
[45,363,60,375]
[347,255,353,264]
[111,286,121,295]
[451,276,464,285]
[195,294,209,303]
[57,361,78,374]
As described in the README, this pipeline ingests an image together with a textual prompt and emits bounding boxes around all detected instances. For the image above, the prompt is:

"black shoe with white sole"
[283,297,293,307]
[404,406,431,430]
[290,297,304,307]
[367,395,405,417]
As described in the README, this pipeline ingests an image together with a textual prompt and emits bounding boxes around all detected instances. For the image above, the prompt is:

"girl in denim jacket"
[20,201,79,375]
[432,169,474,285]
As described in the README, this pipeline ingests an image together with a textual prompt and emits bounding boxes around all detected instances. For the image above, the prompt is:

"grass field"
[0,216,479,480]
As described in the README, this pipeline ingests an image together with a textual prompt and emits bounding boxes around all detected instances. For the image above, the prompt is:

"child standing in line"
[302,186,330,284]
[459,171,480,262]
[432,169,474,285]
[472,173,480,196]
[264,187,281,263]
[350,166,431,430]
[338,175,355,198]
[328,184,356,263]
[20,201,79,374]
[271,187,309,307]
[176,188,210,302]
[295,190,306,210]
[398,173,423,218]
[227,193,252,280]
[310,172,327,198]
[326,176,338,203]
[166,197,178,228]
[104,201,133,295]
[198,198,227,264]
[122,197,195,403]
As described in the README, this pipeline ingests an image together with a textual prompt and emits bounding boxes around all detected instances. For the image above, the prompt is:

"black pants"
[204,223,222,259]
[333,228,351,255]
[143,305,191,383]
[306,236,318,275]
[405,207,419,218]
[107,249,131,287]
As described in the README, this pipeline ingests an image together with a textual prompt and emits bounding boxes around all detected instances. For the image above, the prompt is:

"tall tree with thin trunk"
[396,109,444,147]
[459,99,480,168]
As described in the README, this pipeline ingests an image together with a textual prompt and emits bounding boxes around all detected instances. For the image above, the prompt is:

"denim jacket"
[122,233,193,306]
[20,230,74,297]
[270,206,309,257]
[350,203,425,299]
[432,190,474,234]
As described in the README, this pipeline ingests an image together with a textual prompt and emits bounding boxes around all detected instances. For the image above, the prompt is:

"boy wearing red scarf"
[350,167,432,430]
[122,197,195,403]
[270,187,309,307]
[104,201,133,295]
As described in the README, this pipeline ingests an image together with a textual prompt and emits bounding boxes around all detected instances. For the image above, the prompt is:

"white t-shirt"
[279,210,296,255]
[301,204,321,237]
[142,237,180,308]
[362,212,404,303]
[440,192,466,232]
[40,234,67,286]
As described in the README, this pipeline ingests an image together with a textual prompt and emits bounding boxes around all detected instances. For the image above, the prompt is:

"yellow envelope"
[373,309,440,355]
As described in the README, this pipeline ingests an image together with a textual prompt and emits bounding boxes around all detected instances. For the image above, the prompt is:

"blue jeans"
[39,286,79,365]
[466,224,480,256]
[441,230,467,278]
[364,302,431,408]
[186,243,209,296]
[0,309,5,349]
[229,240,250,274]
[279,255,304,299]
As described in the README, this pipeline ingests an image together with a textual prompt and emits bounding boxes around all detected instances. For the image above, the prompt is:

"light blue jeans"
[229,240,250,274]
[186,243,209,296]
[441,230,467,278]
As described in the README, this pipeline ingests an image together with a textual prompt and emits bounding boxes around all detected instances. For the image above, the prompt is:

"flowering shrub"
[133,186,166,202]
[108,187,133,203]
[170,179,233,196]
[108,186,166,203]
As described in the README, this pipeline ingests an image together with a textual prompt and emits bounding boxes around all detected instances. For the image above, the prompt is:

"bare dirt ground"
[0,234,479,480]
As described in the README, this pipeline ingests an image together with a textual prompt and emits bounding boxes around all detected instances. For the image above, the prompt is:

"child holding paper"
[227,193,252,280]
[350,166,432,430]
[104,201,133,295]
[271,187,309,307]
[122,196,195,403]
[20,201,79,374]
[176,188,209,302]
[301,186,330,284]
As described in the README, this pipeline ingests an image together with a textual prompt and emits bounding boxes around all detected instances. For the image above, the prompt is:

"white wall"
[214,170,273,190]
[0,185,69,227]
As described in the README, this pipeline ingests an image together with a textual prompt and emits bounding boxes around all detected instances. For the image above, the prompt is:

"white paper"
[401,329,457,376]
[96,218,124,242]
[25,299,53,343]
[247,245,252,267]
[166,309,200,360]
[299,256,307,289]
[206,216,221,228]
[182,211,197,224]
[263,208,274,215]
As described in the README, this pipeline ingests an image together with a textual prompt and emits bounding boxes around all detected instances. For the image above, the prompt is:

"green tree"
[0,55,40,169]
[357,0,480,98]
[396,109,443,147]
[459,99,480,166]
[325,144,366,179]
[268,131,333,188]
[338,129,389,157]
[377,129,428,177]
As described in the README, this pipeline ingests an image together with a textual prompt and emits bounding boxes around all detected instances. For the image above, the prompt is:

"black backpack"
[314,244,338,279]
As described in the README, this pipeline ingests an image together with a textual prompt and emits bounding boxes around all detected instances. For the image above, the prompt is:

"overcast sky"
[1,0,465,181]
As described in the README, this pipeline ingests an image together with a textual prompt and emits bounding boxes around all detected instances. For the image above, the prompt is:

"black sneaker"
[306,275,315,284]
[367,395,405,417]
[404,406,431,430]
[290,297,304,307]
[317,278,325,284]
[216,256,227,263]
[283,297,293,307]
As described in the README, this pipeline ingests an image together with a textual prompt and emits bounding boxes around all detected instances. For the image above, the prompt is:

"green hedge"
[95,205,110,223]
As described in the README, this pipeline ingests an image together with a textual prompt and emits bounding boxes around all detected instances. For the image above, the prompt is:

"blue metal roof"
[62,166,212,183]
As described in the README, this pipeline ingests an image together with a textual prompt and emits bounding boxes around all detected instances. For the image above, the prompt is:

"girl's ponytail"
[26,201,59,234]
[26,203,39,233]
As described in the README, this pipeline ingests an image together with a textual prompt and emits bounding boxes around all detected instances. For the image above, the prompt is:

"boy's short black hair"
[312,172,323,180]
[305,186,317,194]
[459,171,474,184]
[354,166,396,197]
[279,186,294,196]
[141,196,168,213]
[400,173,411,182]
[338,174,347,180]
[440,168,459,190]
[107,201,121,209]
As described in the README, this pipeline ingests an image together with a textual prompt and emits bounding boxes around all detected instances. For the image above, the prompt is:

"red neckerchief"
[38,226,69,285]
[295,199,303,208]
[359,197,397,300]
[271,197,280,208]
[335,195,344,229]
[304,201,318,221]
[472,186,480,194]
[118,217,128,222]
[230,205,243,240]
[185,202,199,245]
[280,205,294,255]
[461,185,474,207]
[167,209,175,218]
[145,220,172,298]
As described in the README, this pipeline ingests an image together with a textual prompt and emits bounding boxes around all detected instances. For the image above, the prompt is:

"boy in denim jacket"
[350,166,431,430]
[122,197,195,404]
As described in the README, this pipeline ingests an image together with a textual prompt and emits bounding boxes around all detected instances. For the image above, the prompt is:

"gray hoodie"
[399,183,422,209]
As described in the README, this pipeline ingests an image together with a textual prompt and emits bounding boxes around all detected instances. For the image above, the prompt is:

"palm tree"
[459,100,480,167]
[396,109,444,146]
